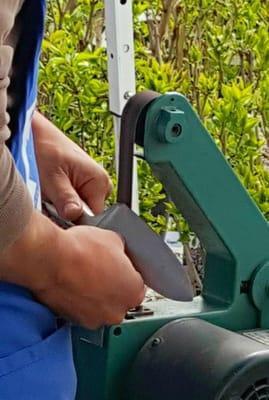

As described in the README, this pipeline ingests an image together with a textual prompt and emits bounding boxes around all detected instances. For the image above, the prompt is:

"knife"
[43,201,193,302]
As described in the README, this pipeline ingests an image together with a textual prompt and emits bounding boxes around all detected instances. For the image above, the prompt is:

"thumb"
[45,172,83,221]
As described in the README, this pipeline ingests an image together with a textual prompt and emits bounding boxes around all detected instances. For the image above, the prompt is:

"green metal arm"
[143,92,269,324]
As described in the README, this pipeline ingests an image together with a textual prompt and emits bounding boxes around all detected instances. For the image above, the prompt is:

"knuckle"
[60,191,78,205]
[95,169,112,194]
[110,231,124,246]
[102,229,124,249]
[78,313,103,330]
[106,178,113,196]
[129,282,146,308]
[108,312,125,326]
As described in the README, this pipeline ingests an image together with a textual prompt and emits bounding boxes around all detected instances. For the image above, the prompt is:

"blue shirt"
[0,1,77,398]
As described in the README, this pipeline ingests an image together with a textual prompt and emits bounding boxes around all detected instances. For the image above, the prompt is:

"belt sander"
[50,91,269,400]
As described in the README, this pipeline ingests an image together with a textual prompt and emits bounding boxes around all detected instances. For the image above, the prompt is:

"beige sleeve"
[0,0,33,252]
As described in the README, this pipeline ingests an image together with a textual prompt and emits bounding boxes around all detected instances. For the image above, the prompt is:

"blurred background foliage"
[39,0,269,277]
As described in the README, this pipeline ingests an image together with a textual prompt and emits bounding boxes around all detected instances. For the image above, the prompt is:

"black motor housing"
[125,318,269,400]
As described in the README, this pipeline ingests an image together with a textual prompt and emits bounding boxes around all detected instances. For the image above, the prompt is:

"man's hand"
[0,211,145,329]
[0,112,145,328]
[32,111,112,221]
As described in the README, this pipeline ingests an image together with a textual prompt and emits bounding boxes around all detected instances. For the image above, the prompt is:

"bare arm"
[0,2,144,328]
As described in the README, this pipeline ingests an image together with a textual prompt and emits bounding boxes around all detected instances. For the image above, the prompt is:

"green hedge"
[39,0,269,238]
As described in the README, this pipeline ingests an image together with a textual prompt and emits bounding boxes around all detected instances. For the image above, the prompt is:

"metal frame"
[104,0,135,117]
[104,0,139,212]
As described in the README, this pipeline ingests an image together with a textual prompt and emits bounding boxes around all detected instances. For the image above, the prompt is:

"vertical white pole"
[104,0,139,213]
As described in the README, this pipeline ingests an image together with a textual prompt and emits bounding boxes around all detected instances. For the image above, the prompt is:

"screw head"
[124,91,134,100]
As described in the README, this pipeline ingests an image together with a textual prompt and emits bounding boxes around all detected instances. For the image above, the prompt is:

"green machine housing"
[72,92,269,400]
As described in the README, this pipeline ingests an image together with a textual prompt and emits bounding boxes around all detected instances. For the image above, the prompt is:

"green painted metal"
[73,92,269,400]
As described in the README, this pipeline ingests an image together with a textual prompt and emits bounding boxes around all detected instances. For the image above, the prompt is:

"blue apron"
[1,1,77,398]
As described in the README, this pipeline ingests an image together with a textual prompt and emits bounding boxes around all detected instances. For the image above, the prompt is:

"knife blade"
[44,201,193,301]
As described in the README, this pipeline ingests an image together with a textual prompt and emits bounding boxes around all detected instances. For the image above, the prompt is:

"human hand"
[0,211,145,329]
[32,111,112,221]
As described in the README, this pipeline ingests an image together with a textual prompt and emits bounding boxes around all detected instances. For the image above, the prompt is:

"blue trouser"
[0,283,77,399]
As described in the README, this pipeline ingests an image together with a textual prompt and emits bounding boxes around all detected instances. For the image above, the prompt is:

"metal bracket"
[104,0,139,212]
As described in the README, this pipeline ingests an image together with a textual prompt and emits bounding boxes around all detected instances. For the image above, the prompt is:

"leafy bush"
[39,0,269,238]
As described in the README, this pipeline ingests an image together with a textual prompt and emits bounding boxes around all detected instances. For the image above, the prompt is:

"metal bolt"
[123,44,130,53]
[124,91,134,100]
[151,338,162,348]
